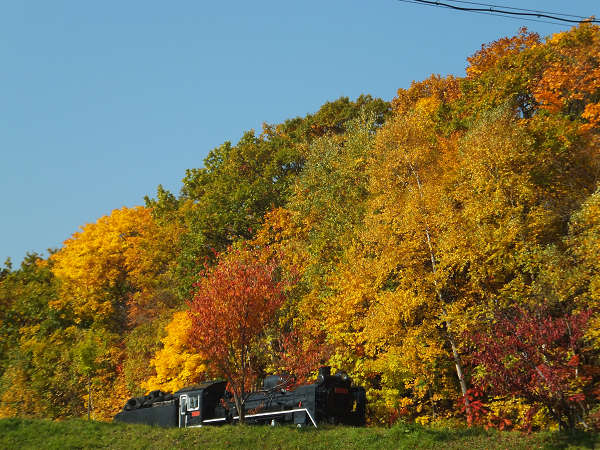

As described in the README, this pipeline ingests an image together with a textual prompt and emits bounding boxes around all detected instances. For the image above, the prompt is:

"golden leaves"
[50,206,182,327]
[143,311,207,393]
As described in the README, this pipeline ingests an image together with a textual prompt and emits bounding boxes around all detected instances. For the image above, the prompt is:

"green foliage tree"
[0,254,80,419]
[169,96,390,298]
[74,330,108,420]
[282,113,379,375]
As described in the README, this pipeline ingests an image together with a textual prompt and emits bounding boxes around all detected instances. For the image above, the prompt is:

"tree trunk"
[448,331,470,411]
[408,162,471,415]
[234,392,245,424]
[87,376,91,421]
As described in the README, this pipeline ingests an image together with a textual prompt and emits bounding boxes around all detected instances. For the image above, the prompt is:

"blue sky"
[1,1,598,265]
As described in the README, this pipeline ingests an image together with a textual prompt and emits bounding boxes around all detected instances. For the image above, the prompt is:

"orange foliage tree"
[534,24,600,136]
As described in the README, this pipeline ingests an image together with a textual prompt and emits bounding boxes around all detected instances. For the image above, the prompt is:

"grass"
[0,418,598,449]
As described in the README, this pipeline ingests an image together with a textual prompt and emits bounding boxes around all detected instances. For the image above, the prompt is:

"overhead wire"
[396,0,598,25]
[395,0,576,26]
[438,0,591,19]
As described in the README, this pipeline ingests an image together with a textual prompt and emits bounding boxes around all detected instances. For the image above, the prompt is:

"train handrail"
[188,407,318,428]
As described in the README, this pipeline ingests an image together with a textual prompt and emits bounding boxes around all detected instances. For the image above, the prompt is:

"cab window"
[188,394,200,410]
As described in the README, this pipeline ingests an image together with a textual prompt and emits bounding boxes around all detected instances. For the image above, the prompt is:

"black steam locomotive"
[114,367,366,428]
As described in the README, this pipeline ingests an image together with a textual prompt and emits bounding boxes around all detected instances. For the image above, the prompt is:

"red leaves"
[461,388,488,426]
[467,306,594,431]
[568,393,586,403]
[277,329,332,387]
[186,249,288,416]
[568,355,580,367]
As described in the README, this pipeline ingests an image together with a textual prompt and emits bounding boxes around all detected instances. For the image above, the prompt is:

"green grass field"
[0,418,598,449]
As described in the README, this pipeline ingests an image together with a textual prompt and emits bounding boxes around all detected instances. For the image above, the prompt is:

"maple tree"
[187,249,288,423]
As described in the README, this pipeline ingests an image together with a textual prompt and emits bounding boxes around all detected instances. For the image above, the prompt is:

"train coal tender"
[114,366,366,428]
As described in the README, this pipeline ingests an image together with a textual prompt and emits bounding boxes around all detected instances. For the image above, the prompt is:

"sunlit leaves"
[4,25,600,428]
[50,206,181,329]
[143,311,207,394]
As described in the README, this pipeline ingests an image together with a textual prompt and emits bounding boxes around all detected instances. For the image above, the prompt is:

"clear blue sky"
[1,1,598,265]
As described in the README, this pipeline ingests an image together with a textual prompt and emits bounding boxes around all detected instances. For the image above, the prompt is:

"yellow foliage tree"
[143,311,207,393]
[359,95,469,421]
[51,206,182,329]
[49,206,183,418]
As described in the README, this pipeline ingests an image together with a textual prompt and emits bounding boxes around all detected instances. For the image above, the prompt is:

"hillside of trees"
[1,24,599,431]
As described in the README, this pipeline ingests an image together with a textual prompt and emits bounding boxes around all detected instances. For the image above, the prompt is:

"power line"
[396,0,576,26]
[441,0,590,19]
[398,0,599,24]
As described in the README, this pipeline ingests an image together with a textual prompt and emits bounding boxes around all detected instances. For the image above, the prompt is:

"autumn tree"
[0,254,61,379]
[74,330,109,420]
[0,254,81,419]
[287,113,378,353]
[460,27,542,121]
[48,206,182,418]
[4,25,600,428]
[347,25,599,424]
[534,24,600,137]
[356,92,472,421]
[51,206,181,330]
[143,311,207,394]
[187,249,287,423]
[533,190,600,367]
[468,307,595,431]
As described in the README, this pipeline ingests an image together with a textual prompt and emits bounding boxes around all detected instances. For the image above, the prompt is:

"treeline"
[1,24,599,431]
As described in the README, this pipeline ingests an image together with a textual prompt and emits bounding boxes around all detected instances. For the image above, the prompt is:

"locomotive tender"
[114,366,366,428]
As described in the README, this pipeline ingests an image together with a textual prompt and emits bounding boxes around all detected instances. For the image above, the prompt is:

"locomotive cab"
[175,380,227,427]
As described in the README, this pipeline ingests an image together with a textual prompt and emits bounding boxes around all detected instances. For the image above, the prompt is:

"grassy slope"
[0,418,598,449]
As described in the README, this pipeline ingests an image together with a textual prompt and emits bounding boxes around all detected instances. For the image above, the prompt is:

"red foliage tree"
[276,328,332,387]
[468,307,595,431]
[187,249,287,423]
